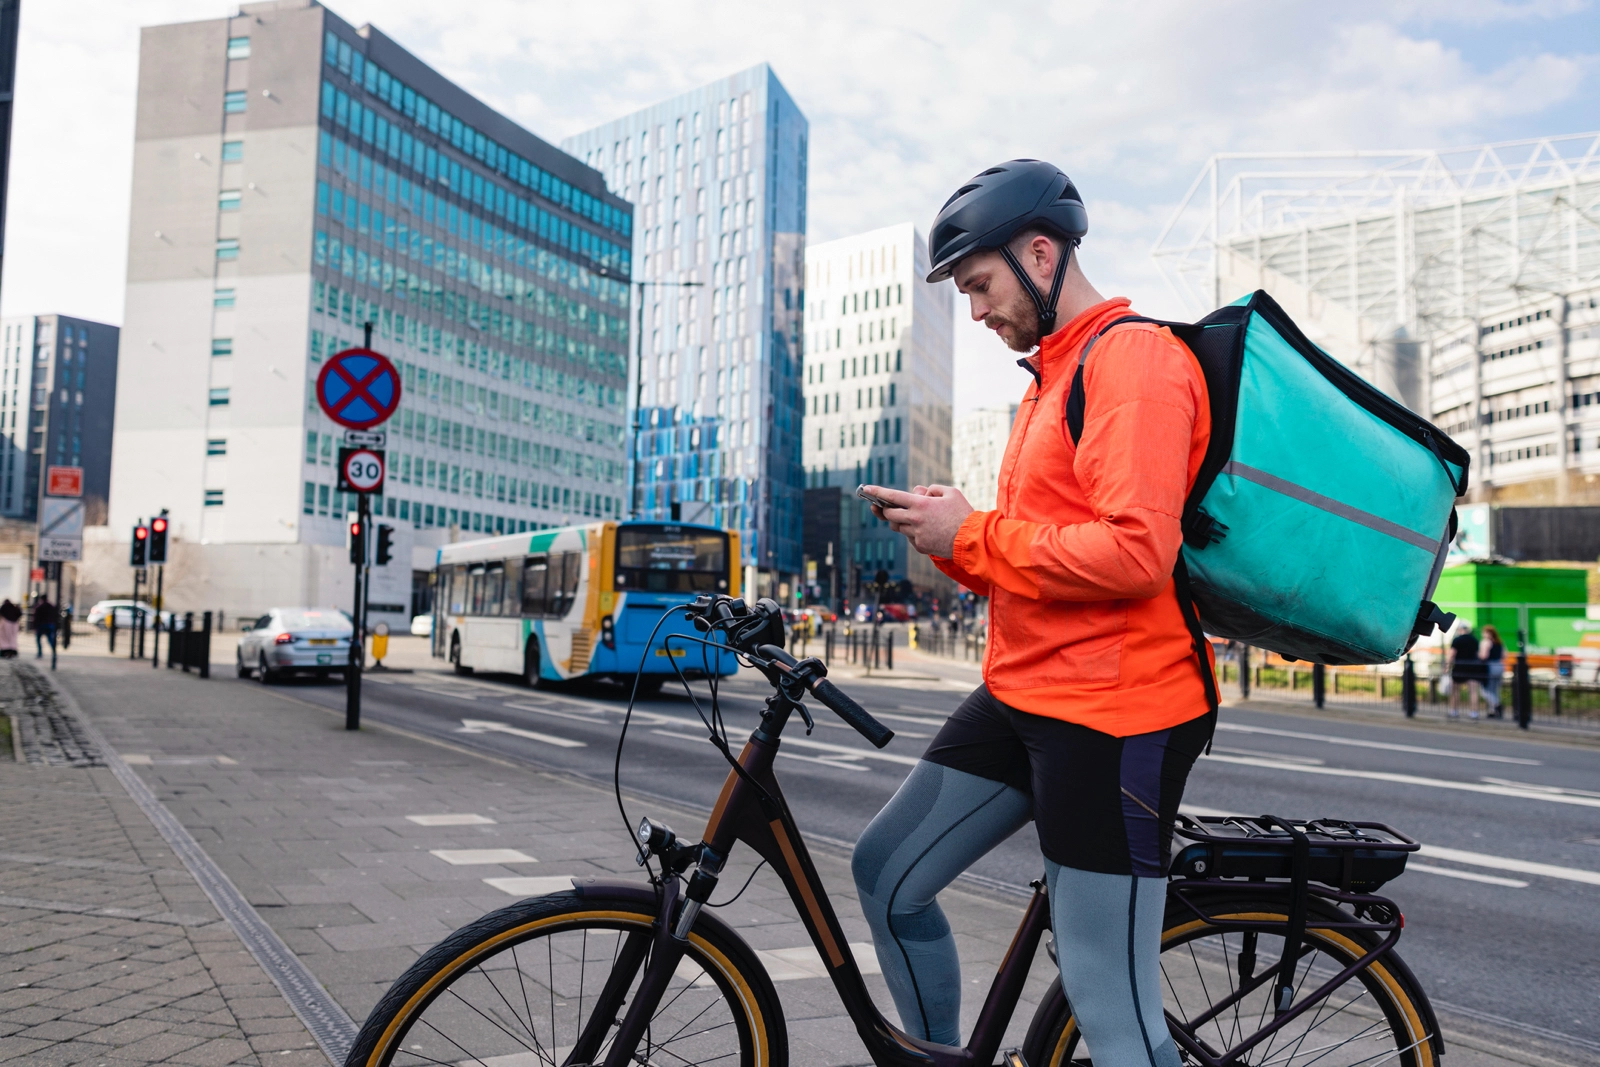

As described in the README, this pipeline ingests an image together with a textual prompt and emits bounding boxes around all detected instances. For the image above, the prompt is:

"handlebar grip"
[810,679,895,749]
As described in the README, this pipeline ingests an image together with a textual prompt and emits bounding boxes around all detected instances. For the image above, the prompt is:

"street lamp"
[598,266,703,519]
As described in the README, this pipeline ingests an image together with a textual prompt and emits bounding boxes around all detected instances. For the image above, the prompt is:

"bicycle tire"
[1022,890,1440,1067]
[345,890,787,1067]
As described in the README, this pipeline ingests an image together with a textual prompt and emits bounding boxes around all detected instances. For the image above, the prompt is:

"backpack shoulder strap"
[1064,315,1172,445]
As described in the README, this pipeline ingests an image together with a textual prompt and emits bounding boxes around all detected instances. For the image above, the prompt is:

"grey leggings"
[852,761,1180,1066]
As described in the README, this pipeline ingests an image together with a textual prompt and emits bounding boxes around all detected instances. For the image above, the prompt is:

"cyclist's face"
[953,250,1041,353]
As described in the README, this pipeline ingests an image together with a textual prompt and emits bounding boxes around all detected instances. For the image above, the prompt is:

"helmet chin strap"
[998,238,1077,339]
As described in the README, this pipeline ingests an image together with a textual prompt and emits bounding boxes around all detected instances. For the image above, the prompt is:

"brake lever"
[795,701,815,735]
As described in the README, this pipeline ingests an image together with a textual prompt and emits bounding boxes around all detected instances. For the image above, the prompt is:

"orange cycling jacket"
[933,297,1215,737]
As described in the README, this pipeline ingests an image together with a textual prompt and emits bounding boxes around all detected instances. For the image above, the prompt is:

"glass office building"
[110,0,632,623]
[564,64,808,594]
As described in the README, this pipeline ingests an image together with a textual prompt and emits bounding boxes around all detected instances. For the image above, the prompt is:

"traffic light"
[347,516,366,565]
[375,523,395,566]
[130,523,149,567]
[148,513,169,564]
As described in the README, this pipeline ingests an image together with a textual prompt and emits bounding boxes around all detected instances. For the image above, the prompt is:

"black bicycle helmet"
[926,160,1088,334]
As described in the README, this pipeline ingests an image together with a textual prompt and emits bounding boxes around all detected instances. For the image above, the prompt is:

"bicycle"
[346,594,1443,1067]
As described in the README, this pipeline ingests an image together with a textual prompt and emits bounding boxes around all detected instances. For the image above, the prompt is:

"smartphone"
[855,484,896,510]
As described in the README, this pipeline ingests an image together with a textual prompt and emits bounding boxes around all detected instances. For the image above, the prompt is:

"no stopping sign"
[338,447,386,494]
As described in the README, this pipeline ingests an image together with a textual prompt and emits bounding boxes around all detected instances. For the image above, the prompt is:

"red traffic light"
[151,517,168,533]
[134,526,148,541]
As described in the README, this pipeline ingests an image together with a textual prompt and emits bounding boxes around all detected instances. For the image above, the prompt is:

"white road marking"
[1417,844,1600,887]
[1199,752,1600,809]
[777,751,871,772]
[1407,864,1529,888]
[457,719,586,748]
[1182,804,1600,888]
[1479,776,1600,799]
[484,876,573,896]
[500,702,605,724]
[431,849,537,865]
[406,813,496,826]
[650,728,921,768]
[1215,722,1541,765]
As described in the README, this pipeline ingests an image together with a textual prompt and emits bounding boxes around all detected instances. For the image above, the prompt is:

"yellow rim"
[1043,912,1433,1067]
[364,907,772,1067]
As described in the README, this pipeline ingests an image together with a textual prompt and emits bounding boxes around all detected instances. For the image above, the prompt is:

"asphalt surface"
[264,655,1600,1062]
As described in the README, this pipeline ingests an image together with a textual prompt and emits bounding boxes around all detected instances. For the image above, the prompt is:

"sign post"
[318,323,400,731]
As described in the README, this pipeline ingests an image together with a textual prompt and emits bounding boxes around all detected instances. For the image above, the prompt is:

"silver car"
[237,607,353,683]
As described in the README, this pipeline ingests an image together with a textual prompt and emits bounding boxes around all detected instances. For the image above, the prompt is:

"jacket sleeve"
[930,545,992,597]
[949,328,1205,602]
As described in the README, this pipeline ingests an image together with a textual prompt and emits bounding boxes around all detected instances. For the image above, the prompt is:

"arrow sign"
[456,719,586,748]
[317,347,401,430]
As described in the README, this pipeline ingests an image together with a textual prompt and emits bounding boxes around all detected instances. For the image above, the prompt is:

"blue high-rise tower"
[565,64,808,596]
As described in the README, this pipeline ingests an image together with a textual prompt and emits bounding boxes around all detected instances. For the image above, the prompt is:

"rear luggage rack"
[1171,814,1419,892]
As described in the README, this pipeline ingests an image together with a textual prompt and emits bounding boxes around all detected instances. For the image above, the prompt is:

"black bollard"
[109,611,116,654]
[199,612,212,679]
[1513,652,1532,729]
[1402,655,1417,718]
[1312,663,1326,708]
[886,630,893,671]
[1239,644,1251,699]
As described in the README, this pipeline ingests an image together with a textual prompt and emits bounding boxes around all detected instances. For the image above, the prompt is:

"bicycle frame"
[598,686,1047,1067]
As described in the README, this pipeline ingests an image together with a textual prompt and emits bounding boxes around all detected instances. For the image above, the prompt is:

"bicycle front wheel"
[345,890,787,1067]
[1024,890,1439,1067]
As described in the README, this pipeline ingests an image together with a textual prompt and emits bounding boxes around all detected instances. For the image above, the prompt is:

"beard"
[984,290,1042,353]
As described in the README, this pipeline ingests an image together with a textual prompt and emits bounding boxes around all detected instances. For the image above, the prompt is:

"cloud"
[1,0,1593,423]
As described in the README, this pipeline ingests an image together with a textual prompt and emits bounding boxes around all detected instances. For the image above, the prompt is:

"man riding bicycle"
[855,160,1217,1067]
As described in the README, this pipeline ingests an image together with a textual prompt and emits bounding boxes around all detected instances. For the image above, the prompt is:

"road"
[268,652,1600,1062]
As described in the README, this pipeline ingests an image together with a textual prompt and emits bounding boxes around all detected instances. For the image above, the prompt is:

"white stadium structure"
[1155,133,1600,504]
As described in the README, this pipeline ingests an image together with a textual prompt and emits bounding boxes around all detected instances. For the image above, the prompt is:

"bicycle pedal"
[1000,1048,1030,1067]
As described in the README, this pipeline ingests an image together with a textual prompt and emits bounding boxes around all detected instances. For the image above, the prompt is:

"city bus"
[433,521,741,693]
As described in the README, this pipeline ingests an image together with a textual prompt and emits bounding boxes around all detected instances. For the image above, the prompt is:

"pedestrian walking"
[1480,624,1506,718]
[1447,621,1482,720]
[0,599,20,658]
[31,595,58,661]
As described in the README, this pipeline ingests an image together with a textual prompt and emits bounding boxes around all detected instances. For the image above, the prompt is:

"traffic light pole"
[129,566,141,661]
[346,491,369,730]
[151,565,163,670]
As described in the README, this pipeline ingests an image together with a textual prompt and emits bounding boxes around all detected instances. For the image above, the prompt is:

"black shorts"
[922,685,1213,878]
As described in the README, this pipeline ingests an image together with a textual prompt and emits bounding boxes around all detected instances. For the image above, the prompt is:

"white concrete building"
[801,223,952,594]
[953,404,1017,512]
[101,1,632,624]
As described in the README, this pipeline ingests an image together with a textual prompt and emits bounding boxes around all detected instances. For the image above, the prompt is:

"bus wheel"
[522,638,543,689]
[450,634,472,675]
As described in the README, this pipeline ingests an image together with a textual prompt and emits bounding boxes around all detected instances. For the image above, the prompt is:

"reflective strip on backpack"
[1221,461,1439,552]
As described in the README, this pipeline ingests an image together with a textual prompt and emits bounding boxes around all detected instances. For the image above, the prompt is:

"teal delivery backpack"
[1067,290,1469,665]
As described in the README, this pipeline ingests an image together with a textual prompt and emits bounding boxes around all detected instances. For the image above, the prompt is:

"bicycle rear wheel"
[1023,890,1439,1067]
[345,890,787,1067]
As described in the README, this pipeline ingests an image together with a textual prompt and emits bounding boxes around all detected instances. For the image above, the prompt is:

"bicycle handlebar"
[755,643,895,749]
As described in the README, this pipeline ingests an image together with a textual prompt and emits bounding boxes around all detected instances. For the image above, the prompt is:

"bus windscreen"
[615,526,728,593]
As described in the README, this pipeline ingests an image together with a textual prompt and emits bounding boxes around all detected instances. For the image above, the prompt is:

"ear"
[1029,234,1057,275]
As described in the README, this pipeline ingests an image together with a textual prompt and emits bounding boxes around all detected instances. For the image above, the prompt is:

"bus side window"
[469,566,488,614]
[448,565,467,614]
[562,552,582,615]
[484,565,505,617]
[522,556,549,617]
[502,558,523,617]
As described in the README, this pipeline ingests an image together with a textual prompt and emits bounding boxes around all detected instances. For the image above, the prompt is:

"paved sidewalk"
[0,660,323,1067]
[18,644,1564,1067]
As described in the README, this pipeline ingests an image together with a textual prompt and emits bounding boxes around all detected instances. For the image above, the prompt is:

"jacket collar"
[1015,297,1135,388]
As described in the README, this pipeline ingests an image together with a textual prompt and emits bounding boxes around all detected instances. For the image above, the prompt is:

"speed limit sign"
[337,447,386,494]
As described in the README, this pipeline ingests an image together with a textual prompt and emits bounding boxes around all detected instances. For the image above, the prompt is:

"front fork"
[598,845,728,1067]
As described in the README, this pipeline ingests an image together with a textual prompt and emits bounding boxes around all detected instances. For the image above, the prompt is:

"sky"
[2,0,1596,416]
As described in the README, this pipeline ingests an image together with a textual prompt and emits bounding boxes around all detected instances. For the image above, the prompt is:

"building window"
[215,238,239,260]
[223,90,247,114]
[221,140,243,162]
[209,388,230,406]
[304,481,315,515]
[204,489,225,507]
[211,338,233,357]
[219,189,242,212]
[226,36,250,59]
[214,288,235,308]
[207,438,227,456]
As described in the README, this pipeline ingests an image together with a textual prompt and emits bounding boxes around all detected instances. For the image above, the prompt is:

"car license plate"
[309,638,336,646]
[317,654,333,665]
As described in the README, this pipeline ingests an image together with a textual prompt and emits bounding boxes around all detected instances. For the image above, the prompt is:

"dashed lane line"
[1200,752,1600,809]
